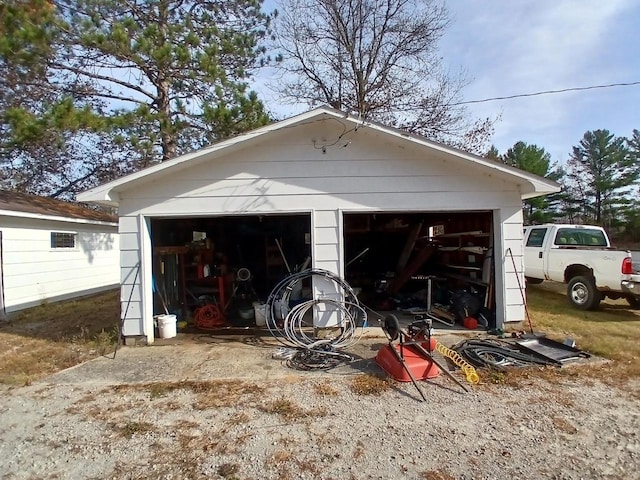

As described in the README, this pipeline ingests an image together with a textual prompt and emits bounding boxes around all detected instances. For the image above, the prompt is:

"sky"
[256,0,640,165]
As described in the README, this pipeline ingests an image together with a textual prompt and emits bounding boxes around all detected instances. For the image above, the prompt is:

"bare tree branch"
[273,0,493,152]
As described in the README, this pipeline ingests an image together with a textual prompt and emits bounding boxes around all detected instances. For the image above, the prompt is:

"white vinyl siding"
[495,207,526,323]
[0,216,119,312]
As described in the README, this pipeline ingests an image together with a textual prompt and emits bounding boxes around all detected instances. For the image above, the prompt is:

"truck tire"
[567,276,601,310]
[525,277,544,285]
[628,296,640,310]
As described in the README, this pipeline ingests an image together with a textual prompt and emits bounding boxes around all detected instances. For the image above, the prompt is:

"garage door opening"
[150,214,311,327]
[344,211,495,327]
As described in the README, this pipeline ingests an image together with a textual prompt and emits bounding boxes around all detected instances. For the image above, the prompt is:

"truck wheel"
[628,296,640,310]
[567,276,601,310]
[525,277,544,285]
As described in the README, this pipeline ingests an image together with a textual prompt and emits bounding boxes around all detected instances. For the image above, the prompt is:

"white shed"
[0,191,120,315]
[78,107,559,344]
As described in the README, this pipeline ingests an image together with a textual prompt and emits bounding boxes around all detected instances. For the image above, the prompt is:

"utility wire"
[450,81,640,106]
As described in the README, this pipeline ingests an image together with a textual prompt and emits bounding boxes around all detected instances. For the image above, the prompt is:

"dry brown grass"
[258,397,327,420]
[225,412,251,426]
[349,373,392,396]
[551,416,578,434]
[263,449,298,480]
[111,379,266,409]
[421,470,456,480]
[313,382,339,396]
[112,421,155,438]
[353,440,366,459]
[0,290,120,385]
[217,463,240,478]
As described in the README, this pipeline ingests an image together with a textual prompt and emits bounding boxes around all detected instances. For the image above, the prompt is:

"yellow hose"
[435,341,480,384]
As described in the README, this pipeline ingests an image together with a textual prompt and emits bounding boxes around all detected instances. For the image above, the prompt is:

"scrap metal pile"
[451,337,591,369]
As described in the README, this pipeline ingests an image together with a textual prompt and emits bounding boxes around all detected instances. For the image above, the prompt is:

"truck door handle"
[538,252,543,259]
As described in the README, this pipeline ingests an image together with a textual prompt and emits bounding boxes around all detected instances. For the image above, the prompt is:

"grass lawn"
[0,290,120,386]
[526,282,640,377]
[0,284,638,386]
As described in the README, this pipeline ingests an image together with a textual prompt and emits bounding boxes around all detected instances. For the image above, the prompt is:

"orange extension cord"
[193,304,226,329]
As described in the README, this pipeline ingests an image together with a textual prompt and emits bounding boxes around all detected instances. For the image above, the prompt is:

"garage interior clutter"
[151,211,496,332]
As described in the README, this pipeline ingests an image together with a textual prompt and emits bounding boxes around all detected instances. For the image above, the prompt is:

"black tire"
[525,277,544,285]
[567,276,601,310]
[627,296,640,310]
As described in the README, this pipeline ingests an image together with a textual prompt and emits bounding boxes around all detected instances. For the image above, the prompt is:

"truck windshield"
[554,228,608,247]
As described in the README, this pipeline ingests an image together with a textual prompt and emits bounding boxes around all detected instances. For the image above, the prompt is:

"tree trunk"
[157,80,176,161]
[157,1,175,161]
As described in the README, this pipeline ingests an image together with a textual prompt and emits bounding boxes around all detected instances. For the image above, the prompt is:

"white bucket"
[156,314,177,339]
[253,303,267,327]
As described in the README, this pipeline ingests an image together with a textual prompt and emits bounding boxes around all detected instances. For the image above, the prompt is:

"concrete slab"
[41,328,472,387]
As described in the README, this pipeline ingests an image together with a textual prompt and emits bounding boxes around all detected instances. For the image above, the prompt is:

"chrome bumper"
[622,276,640,295]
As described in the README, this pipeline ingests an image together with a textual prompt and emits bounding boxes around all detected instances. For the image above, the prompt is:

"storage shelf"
[436,230,489,238]
[442,264,483,271]
[438,246,487,254]
[444,272,488,287]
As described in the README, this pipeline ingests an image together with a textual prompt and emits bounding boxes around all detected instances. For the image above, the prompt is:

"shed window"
[51,232,76,248]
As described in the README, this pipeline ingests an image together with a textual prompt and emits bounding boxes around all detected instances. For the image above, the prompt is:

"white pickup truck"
[523,224,640,310]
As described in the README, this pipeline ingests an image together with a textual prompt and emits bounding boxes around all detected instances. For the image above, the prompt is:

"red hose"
[194,304,226,329]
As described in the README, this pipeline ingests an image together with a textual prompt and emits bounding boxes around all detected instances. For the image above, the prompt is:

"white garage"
[78,107,559,344]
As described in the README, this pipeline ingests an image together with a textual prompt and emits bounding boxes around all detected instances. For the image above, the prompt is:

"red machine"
[376,315,468,401]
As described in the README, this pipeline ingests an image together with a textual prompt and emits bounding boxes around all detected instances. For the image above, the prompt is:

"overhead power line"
[451,81,640,106]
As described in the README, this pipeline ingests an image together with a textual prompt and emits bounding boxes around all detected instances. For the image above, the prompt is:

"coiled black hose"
[452,339,558,369]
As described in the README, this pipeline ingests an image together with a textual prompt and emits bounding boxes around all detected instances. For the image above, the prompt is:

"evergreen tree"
[501,141,564,224]
[1,0,273,198]
[566,129,638,227]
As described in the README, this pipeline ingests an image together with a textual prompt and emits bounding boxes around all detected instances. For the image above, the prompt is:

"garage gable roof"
[78,106,560,206]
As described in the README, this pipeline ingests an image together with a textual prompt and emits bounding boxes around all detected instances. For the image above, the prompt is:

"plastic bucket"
[157,314,177,339]
[254,303,267,327]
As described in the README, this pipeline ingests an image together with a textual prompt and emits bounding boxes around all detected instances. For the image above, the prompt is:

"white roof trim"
[0,209,118,227]
[78,106,560,205]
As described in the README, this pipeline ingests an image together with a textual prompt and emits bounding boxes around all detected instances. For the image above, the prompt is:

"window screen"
[526,228,547,247]
[51,232,76,248]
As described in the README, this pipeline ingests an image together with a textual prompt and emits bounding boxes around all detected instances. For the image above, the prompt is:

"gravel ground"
[0,335,638,480]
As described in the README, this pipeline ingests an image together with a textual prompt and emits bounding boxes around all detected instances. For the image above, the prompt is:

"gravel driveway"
[0,334,638,480]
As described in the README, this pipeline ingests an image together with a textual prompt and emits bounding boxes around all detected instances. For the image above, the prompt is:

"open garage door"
[344,211,495,328]
[150,214,311,326]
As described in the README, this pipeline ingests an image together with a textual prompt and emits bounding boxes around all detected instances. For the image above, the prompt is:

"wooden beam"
[387,245,437,294]
[395,221,423,275]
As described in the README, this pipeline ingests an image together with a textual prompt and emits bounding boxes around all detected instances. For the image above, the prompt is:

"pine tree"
[1,0,273,197]
[567,130,638,226]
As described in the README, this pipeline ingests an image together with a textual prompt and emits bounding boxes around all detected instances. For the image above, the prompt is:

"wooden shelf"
[438,246,487,254]
[436,230,488,238]
[442,264,483,271]
[445,272,488,287]
[154,245,189,255]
